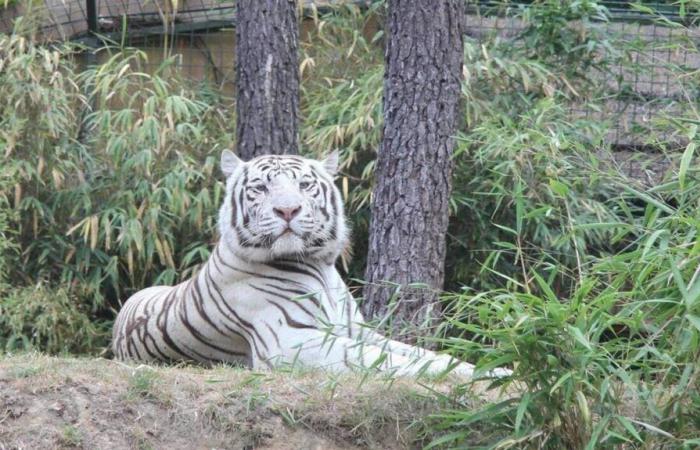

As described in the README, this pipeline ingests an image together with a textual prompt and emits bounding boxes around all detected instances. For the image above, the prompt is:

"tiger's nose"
[273,206,301,222]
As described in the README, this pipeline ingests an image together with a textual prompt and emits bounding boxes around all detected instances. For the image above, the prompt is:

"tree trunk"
[235,0,300,160]
[363,0,465,338]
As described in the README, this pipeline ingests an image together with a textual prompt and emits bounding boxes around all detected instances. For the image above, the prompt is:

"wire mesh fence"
[0,1,698,149]
[464,2,700,148]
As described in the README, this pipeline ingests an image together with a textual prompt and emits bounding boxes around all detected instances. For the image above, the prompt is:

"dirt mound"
[0,354,491,449]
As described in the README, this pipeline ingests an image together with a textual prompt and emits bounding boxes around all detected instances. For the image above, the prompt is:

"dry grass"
[0,353,508,450]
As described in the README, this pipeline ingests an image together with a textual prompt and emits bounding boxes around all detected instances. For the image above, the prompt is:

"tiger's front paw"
[450,361,512,380]
[485,366,512,378]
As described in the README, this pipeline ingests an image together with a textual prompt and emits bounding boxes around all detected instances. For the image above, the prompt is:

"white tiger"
[112,151,509,379]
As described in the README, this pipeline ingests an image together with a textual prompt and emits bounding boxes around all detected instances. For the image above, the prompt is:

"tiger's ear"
[221,149,242,177]
[322,150,340,177]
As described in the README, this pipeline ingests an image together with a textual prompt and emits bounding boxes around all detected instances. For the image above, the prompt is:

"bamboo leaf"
[679,141,696,190]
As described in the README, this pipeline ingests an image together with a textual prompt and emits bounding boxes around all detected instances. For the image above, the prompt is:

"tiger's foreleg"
[354,328,512,378]
[337,293,510,379]
[272,330,474,378]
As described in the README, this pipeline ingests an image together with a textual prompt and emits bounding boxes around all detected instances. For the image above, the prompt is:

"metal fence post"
[78,0,99,145]
[86,0,97,35]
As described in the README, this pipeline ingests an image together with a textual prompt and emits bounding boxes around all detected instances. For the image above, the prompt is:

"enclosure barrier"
[1,0,697,156]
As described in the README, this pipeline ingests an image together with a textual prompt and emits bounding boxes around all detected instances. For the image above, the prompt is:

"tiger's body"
[113,151,505,378]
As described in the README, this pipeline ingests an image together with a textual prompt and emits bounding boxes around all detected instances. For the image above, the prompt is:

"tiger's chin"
[270,232,306,257]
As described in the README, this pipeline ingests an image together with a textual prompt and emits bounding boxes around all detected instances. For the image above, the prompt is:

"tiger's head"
[218,150,349,263]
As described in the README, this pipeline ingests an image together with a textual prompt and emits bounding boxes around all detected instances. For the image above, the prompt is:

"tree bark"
[363,0,465,337]
[235,0,300,160]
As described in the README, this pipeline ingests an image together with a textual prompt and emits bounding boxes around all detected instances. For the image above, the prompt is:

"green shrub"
[0,284,110,354]
[429,118,700,447]
[0,163,18,286]
[2,34,235,310]
[300,2,385,275]
[431,173,700,447]
[1,23,234,352]
[447,98,630,292]
[423,3,700,446]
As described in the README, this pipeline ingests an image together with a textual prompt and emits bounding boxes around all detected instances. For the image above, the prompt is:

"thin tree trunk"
[363,0,465,338]
[235,0,300,160]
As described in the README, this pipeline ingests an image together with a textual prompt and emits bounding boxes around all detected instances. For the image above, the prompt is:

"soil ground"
[0,354,501,450]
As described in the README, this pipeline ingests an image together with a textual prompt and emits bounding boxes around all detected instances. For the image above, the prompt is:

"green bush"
[0,23,234,353]
[447,99,623,293]
[0,284,109,354]
[1,34,234,307]
[0,162,18,286]
[432,157,700,447]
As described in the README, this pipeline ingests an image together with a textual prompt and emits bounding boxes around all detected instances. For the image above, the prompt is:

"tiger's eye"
[299,181,311,190]
[250,184,268,193]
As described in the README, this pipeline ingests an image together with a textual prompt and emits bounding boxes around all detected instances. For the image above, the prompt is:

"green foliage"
[0,162,18,286]
[432,158,700,447]
[427,3,700,446]
[68,47,231,299]
[1,32,234,309]
[0,284,110,354]
[1,23,234,353]
[448,99,623,292]
[517,1,611,77]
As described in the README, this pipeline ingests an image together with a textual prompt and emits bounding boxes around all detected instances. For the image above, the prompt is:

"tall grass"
[0,284,109,354]
[425,2,700,447]
[1,23,235,351]
[432,155,700,447]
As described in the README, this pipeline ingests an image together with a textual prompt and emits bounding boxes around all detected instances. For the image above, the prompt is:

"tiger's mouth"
[270,230,306,255]
[275,226,297,240]
[271,228,304,247]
